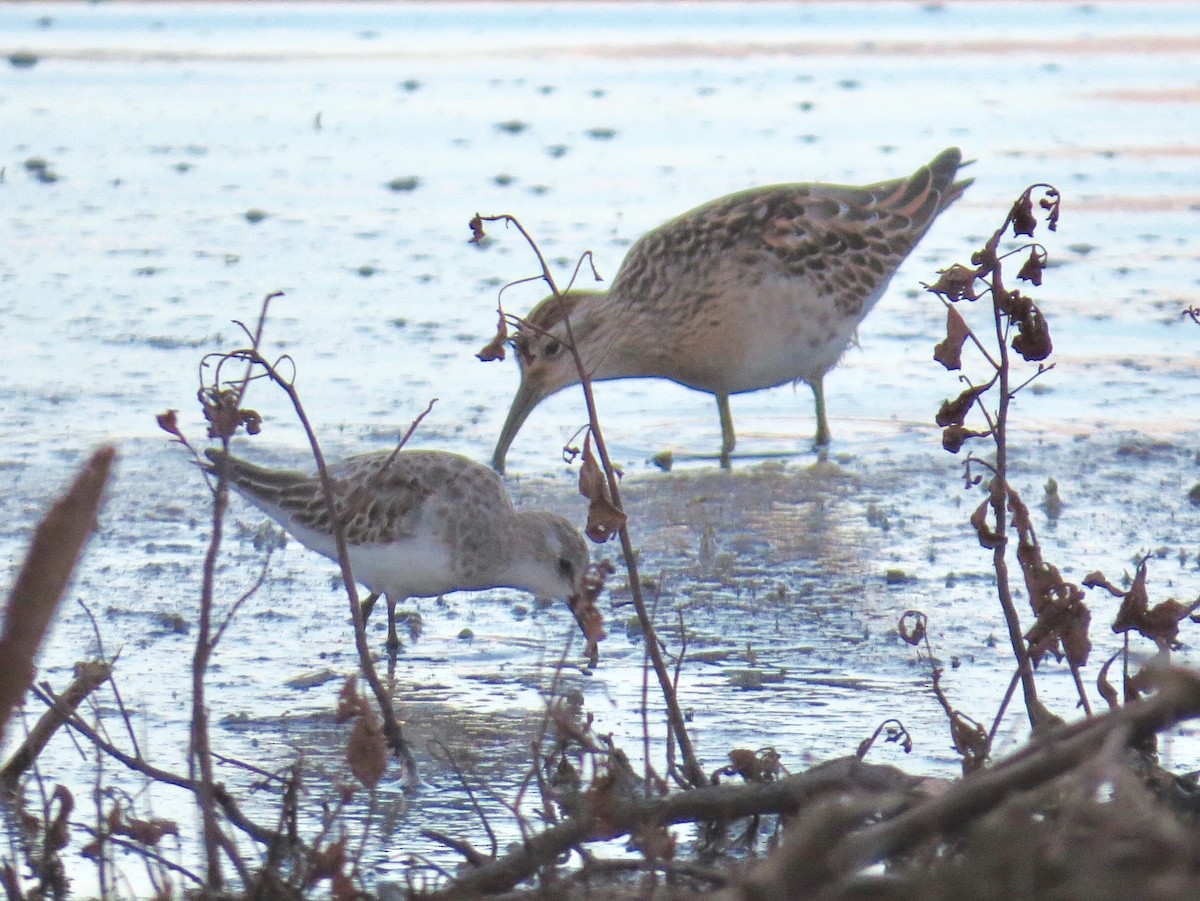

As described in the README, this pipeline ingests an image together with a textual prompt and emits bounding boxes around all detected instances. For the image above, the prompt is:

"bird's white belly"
[283,520,457,599]
[703,276,885,394]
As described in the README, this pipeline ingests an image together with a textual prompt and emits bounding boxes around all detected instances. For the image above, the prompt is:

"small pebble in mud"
[885,569,910,585]
[495,119,529,134]
[9,51,38,69]
[154,611,189,635]
[457,628,474,641]
[866,503,890,531]
[585,127,618,140]
[1187,483,1200,506]
[244,208,268,224]
[727,668,786,690]
[356,264,377,277]
[285,668,337,690]
[1043,477,1064,518]
[386,175,420,192]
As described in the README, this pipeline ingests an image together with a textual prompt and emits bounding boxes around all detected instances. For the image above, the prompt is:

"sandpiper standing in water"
[206,448,591,651]
[490,148,972,472]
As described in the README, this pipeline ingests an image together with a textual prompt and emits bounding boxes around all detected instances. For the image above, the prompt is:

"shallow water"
[2,0,1200,891]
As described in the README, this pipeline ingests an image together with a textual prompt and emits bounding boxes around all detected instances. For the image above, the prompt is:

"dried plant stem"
[478,213,705,788]
[193,462,229,889]
[0,661,111,790]
[221,343,417,777]
[985,256,1048,732]
[30,682,280,846]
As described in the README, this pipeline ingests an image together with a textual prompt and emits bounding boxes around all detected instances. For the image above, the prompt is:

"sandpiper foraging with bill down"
[205,448,594,652]
[490,147,972,472]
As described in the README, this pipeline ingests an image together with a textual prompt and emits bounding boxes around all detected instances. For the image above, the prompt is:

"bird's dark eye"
[558,557,574,577]
[545,339,562,357]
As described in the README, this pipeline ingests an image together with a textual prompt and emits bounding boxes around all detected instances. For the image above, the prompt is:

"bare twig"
[474,213,705,788]
[0,662,111,790]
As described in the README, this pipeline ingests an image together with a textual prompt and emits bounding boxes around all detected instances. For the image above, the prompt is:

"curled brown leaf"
[578,435,625,543]
[156,409,183,440]
[347,704,388,791]
[1011,306,1053,362]
[898,610,927,646]
[969,498,1004,549]
[933,305,971,371]
[468,214,485,244]
[925,263,979,302]
[935,385,987,428]
[1017,247,1047,286]
[476,311,508,363]
[1011,192,1037,238]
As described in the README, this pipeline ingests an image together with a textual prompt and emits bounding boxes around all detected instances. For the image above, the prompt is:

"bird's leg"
[361,591,381,621]
[810,377,831,450]
[716,394,736,470]
[386,594,401,651]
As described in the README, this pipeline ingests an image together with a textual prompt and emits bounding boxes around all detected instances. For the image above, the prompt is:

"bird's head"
[492,291,602,472]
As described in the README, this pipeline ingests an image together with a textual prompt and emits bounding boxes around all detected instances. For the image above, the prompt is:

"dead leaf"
[578,434,625,543]
[935,384,987,428]
[898,610,927,646]
[1097,651,1121,710]
[468,214,485,244]
[1011,306,1053,362]
[1017,247,1046,286]
[46,785,73,852]
[335,676,364,723]
[969,498,1004,550]
[1083,571,1125,597]
[933,305,971,370]
[347,702,388,790]
[156,409,183,440]
[476,310,508,362]
[306,838,347,887]
[1011,192,1037,237]
[1040,188,1061,232]
[925,263,979,302]
[199,388,262,441]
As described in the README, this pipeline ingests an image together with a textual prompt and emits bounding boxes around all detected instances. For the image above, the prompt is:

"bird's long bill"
[492,374,549,473]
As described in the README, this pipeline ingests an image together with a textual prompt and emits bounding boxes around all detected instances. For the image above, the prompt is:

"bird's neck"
[571,289,666,381]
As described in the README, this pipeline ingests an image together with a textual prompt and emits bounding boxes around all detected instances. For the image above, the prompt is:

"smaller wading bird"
[205,448,594,652]
[488,147,973,472]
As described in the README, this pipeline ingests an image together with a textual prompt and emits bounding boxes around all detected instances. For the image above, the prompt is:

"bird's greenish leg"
[811,377,831,450]
[361,591,380,621]
[386,594,401,651]
[717,393,736,470]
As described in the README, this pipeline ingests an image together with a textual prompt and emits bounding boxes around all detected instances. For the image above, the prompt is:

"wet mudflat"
[2,0,1200,890]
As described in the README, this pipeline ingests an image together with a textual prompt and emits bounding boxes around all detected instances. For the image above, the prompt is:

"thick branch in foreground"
[431,667,1200,899]
[428,757,922,898]
[732,665,1200,901]
[0,446,115,743]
